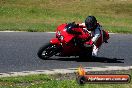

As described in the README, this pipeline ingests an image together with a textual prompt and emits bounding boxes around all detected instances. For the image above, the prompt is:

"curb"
[0,66,131,77]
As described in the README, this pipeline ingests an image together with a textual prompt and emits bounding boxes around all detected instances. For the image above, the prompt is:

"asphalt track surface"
[0,32,132,73]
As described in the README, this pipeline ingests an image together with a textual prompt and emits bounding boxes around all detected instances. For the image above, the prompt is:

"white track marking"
[0,31,116,34]
[0,31,27,32]
[0,66,131,77]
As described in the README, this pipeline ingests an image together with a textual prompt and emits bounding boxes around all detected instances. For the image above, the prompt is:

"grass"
[0,70,131,88]
[0,0,132,33]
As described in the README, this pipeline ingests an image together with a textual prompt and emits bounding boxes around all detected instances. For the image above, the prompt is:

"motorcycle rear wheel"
[37,43,59,60]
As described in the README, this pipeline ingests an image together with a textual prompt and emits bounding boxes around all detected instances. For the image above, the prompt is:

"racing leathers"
[77,23,109,56]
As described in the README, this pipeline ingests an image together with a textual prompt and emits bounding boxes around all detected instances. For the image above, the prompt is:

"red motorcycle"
[37,22,108,60]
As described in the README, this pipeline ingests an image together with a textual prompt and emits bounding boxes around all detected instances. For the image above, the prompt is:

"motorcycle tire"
[37,43,59,60]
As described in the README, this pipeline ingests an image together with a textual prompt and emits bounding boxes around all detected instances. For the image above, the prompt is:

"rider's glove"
[75,23,79,28]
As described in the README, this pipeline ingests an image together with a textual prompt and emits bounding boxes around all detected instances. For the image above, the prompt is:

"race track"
[0,32,132,73]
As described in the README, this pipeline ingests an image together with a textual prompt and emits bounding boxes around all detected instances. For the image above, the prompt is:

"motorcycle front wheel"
[37,43,59,60]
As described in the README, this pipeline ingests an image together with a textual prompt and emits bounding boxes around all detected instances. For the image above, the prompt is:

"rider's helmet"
[85,16,97,31]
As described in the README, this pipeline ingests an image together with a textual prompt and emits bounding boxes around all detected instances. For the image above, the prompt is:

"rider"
[79,16,109,57]
[66,16,109,57]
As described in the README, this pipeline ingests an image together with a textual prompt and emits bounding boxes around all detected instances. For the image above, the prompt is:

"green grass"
[0,70,131,88]
[0,0,132,33]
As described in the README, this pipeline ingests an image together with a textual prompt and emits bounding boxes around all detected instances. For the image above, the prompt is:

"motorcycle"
[37,22,109,60]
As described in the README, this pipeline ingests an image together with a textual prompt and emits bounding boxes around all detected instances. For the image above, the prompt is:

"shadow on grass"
[45,57,124,63]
